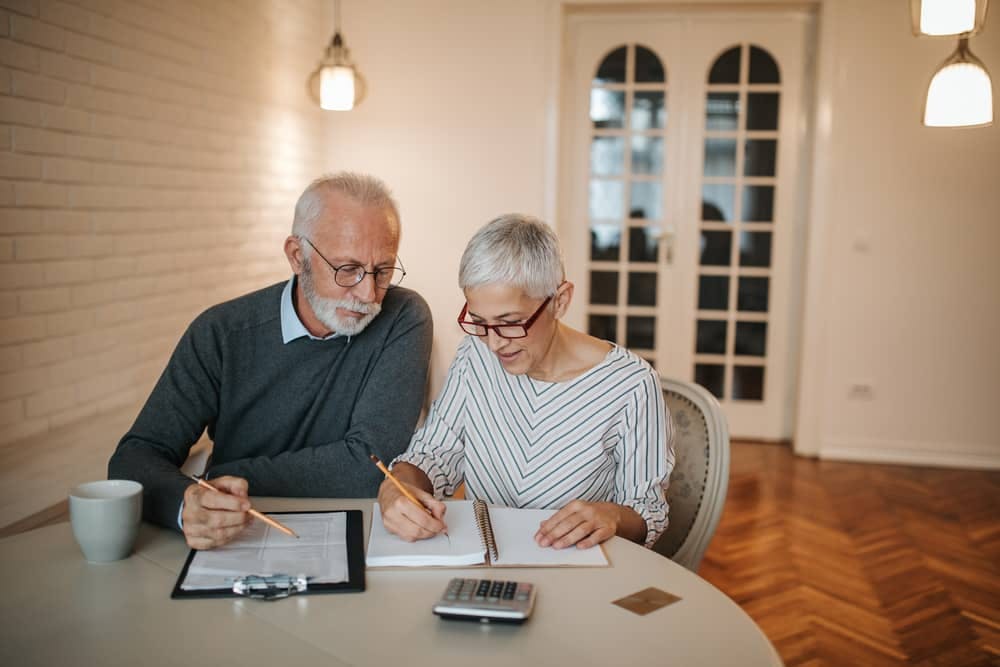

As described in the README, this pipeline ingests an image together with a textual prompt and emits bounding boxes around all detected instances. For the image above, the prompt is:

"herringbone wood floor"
[701,442,1000,667]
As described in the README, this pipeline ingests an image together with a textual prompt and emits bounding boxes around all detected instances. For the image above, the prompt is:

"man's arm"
[108,314,221,530]
[207,295,433,497]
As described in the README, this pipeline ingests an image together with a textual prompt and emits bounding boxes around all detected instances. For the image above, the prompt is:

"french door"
[561,8,813,439]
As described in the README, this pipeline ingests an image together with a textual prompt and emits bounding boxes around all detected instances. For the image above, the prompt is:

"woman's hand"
[377,478,448,542]
[534,500,621,549]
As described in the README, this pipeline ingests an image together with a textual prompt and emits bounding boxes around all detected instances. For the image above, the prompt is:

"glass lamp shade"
[911,0,989,36]
[307,32,367,111]
[320,65,356,111]
[924,40,994,127]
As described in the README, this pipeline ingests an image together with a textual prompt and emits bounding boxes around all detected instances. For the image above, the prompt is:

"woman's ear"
[553,281,574,318]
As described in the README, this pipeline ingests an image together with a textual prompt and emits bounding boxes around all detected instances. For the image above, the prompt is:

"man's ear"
[553,281,574,319]
[284,236,306,275]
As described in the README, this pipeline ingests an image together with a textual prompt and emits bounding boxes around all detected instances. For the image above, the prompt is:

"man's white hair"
[459,214,565,299]
[291,172,400,241]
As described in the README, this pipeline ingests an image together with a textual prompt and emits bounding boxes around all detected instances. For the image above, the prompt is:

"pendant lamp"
[308,0,366,111]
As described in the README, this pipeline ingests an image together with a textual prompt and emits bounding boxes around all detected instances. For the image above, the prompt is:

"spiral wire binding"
[473,499,499,564]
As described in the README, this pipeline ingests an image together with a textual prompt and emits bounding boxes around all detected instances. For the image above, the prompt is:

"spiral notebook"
[367,499,608,568]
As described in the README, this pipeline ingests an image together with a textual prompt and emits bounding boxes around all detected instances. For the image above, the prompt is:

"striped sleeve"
[392,339,471,497]
[614,369,674,548]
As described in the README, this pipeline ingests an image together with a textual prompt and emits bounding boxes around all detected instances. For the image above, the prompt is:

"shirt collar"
[280,276,343,343]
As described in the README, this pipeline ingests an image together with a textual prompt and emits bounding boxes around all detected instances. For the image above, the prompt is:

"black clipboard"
[170,509,365,599]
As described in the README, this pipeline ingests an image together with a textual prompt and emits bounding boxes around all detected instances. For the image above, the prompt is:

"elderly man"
[109,173,432,549]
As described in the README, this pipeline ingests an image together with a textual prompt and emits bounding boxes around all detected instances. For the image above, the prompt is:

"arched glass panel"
[594,46,627,85]
[634,45,665,83]
[748,45,780,83]
[708,46,740,84]
[695,43,783,401]
[585,43,668,350]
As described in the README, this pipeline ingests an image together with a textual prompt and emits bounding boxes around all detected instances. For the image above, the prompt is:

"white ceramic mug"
[69,480,143,563]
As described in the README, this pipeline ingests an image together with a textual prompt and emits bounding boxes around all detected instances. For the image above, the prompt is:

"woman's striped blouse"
[394,335,674,547]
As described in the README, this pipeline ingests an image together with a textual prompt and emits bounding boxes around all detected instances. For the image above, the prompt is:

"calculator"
[432,577,536,624]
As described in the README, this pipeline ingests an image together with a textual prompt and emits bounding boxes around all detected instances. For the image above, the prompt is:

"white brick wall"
[0,0,331,446]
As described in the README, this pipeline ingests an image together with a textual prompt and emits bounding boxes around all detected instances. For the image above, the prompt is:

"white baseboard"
[820,437,1000,470]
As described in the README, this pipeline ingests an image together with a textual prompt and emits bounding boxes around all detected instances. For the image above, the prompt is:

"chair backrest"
[651,377,730,572]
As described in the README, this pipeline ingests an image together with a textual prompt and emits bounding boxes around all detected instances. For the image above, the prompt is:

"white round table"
[0,498,781,667]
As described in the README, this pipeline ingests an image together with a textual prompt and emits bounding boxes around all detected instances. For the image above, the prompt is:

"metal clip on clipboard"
[232,574,308,600]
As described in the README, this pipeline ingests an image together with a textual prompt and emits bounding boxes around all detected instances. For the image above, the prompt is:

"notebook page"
[181,512,349,590]
[366,501,485,567]
[489,507,609,567]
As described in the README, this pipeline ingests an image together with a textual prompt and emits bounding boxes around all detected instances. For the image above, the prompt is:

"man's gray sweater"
[108,281,433,530]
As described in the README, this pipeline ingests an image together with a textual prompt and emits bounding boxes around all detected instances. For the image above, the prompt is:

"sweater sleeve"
[206,293,433,498]
[614,370,674,548]
[108,311,223,530]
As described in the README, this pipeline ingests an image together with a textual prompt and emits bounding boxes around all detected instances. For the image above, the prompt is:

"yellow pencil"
[369,454,432,516]
[189,475,299,539]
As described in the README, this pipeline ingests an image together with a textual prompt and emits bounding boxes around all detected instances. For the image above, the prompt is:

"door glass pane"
[591,89,626,128]
[709,46,740,84]
[588,314,617,343]
[631,136,663,175]
[627,272,657,306]
[735,321,767,356]
[737,276,769,312]
[629,181,661,220]
[590,136,625,176]
[628,227,658,262]
[701,184,734,222]
[746,92,779,130]
[589,271,619,304]
[698,275,729,310]
[594,46,627,85]
[589,180,624,219]
[744,139,777,177]
[700,230,732,266]
[741,185,774,222]
[733,365,764,400]
[632,91,665,129]
[695,363,725,399]
[706,93,739,130]
[626,316,655,349]
[704,139,737,177]
[696,319,727,354]
[748,46,780,84]
[590,223,620,261]
[739,231,772,267]
[634,45,665,83]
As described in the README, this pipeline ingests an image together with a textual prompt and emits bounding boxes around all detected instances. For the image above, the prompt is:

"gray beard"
[299,265,382,336]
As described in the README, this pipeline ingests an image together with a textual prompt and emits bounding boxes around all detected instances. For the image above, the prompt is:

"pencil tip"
[368,454,379,463]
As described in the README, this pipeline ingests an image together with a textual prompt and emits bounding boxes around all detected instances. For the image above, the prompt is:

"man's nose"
[349,272,378,302]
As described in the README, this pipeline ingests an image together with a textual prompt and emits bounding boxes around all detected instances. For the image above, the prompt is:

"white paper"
[180,512,349,590]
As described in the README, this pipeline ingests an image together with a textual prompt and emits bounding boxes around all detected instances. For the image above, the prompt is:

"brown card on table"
[612,587,682,616]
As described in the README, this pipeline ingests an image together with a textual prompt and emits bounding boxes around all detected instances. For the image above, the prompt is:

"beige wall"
[797,0,1000,468]
[0,0,331,446]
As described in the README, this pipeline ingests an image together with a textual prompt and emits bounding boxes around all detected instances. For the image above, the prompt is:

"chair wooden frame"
[653,378,730,572]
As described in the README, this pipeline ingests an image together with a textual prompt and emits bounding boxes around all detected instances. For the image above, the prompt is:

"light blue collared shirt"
[280,276,345,343]
[178,276,343,529]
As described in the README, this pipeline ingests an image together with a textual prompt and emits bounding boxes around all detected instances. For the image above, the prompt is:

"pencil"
[189,475,299,539]
[368,454,432,516]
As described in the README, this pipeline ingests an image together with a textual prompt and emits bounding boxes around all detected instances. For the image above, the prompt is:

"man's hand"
[377,478,447,542]
[535,500,624,549]
[181,476,252,549]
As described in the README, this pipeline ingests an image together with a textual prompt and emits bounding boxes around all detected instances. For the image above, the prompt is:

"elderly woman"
[378,215,674,549]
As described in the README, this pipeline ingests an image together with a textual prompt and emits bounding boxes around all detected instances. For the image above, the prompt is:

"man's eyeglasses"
[300,237,406,290]
[457,296,552,339]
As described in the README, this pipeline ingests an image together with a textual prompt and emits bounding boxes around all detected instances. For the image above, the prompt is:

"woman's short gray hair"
[291,172,400,239]
[459,214,565,299]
